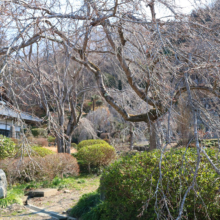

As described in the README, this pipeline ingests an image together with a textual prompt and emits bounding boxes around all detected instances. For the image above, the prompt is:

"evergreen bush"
[97,148,220,220]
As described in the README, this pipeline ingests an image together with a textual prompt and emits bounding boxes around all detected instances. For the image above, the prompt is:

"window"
[0,129,10,137]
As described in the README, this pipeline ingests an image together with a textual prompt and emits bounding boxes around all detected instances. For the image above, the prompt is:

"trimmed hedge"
[77,144,116,173]
[97,148,220,220]
[77,139,108,150]
[31,128,47,137]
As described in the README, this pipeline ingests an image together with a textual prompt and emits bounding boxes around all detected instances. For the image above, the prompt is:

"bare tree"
[1,0,220,218]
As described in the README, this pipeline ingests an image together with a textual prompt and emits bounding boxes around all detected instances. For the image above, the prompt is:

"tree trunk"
[57,135,65,153]
[148,121,161,151]
[65,137,71,154]
[129,123,134,150]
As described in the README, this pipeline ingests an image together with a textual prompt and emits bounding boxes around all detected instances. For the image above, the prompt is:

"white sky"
[155,0,214,19]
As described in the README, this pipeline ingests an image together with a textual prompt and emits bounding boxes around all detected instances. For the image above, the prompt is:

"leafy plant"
[70,191,102,219]
[0,186,23,208]
[97,148,220,220]
[0,135,16,159]
[77,139,108,150]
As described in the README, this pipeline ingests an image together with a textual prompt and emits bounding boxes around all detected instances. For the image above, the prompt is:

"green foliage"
[48,136,56,143]
[87,101,93,107]
[77,139,108,150]
[0,185,24,208]
[201,139,218,148]
[31,146,55,157]
[77,144,116,171]
[71,143,78,149]
[15,146,55,158]
[0,175,100,208]
[31,128,47,137]
[0,136,16,159]
[98,148,220,220]
[70,191,102,219]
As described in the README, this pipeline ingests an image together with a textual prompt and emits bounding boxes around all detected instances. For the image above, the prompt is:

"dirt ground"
[0,175,99,220]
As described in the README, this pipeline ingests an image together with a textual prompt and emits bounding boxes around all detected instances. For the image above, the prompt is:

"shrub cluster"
[77,139,107,150]
[0,135,16,159]
[0,153,79,185]
[72,148,220,220]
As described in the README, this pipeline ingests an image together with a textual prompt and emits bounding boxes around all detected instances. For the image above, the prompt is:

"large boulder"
[0,169,7,198]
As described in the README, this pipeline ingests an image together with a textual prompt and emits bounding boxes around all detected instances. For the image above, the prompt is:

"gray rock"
[0,169,7,199]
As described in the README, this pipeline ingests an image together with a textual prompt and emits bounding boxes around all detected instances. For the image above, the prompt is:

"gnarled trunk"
[148,121,162,151]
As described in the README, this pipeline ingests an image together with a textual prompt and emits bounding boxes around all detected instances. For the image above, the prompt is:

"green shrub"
[70,191,102,219]
[98,148,220,220]
[15,146,54,158]
[48,136,56,143]
[0,135,16,159]
[77,144,116,173]
[32,146,55,157]
[31,128,47,137]
[71,143,78,148]
[77,139,108,150]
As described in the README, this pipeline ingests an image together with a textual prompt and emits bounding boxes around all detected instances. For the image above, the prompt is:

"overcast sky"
[155,0,214,19]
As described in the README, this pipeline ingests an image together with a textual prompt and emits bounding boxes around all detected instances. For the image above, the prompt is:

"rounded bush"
[77,144,116,172]
[0,136,16,159]
[77,139,108,150]
[99,148,220,220]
